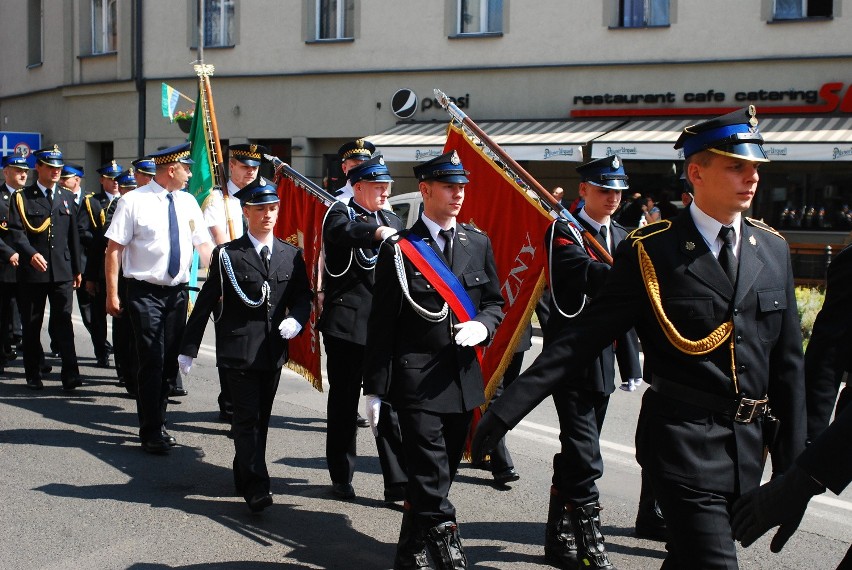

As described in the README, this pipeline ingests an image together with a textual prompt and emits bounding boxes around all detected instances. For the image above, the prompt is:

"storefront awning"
[590,116,852,162]
[367,119,624,162]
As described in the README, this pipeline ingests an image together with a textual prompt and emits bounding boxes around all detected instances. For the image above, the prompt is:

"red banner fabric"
[444,123,553,407]
[274,176,328,392]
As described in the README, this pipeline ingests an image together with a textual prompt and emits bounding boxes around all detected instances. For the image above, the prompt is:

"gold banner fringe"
[286,360,324,393]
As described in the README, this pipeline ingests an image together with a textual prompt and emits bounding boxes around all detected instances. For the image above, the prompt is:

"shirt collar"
[148,180,168,199]
[420,213,456,242]
[246,230,274,256]
[227,179,241,197]
[689,203,741,256]
[36,180,56,194]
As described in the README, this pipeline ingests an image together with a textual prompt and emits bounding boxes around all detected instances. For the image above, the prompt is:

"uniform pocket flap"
[757,288,786,312]
[462,269,489,287]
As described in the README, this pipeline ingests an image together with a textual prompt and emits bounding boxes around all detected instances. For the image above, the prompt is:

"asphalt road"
[0,312,849,569]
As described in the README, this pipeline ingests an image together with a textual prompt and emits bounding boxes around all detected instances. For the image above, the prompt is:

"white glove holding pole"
[377,227,397,240]
[365,394,382,438]
[177,354,194,376]
[278,317,302,340]
[453,320,488,347]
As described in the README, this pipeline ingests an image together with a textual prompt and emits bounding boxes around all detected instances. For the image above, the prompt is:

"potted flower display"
[174,110,194,134]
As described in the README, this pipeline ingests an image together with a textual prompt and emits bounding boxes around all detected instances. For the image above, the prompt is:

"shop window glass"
[620,0,670,27]
[92,0,117,54]
[458,0,503,34]
[774,0,833,19]
[203,0,234,47]
[317,0,354,40]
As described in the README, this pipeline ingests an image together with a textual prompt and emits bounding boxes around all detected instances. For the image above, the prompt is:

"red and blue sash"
[396,232,478,323]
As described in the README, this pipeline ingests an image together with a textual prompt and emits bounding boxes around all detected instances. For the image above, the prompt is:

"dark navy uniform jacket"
[8,183,81,283]
[181,234,312,371]
[318,199,404,346]
[363,219,504,414]
[489,208,805,495]
[0,185,19,283]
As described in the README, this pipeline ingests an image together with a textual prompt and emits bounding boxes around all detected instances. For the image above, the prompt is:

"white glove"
[378,226,397,240]
[453,320,488,347]
[365,394,382,438]
[177,354,194,376]
[278,317,302,340]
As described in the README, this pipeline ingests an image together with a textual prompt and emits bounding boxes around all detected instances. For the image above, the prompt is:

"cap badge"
[748,105,759,128]
[451,151,461,165]
[356,138,365,148]
[611,156,621,169]
[53,144,59,152]
[685,241,695,251]
[111,160,117,169]
[378,156,385,165]
[250,144,257,154]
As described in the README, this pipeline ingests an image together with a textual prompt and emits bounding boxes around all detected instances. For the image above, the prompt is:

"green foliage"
[796,286,825,350]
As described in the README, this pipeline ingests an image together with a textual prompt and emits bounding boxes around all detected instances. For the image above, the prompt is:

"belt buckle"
[734,397,767,424]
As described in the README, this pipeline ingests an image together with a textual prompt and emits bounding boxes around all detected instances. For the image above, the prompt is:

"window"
[773,0,832,20]
[619,0,670,27]
[316,0,354,40]
[457,0,503,34]
[203,0,235,47]
[27,0,42,66]
[92,0,117,54]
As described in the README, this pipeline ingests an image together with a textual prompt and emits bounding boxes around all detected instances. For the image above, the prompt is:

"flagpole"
[434,89,613,266]
[265,154,338,207]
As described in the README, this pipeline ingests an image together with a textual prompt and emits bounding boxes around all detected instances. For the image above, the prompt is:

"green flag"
[187,94,214,208]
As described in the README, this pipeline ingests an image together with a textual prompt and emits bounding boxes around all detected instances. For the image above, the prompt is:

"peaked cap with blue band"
[576,155,629,191]
[116,169,137,187]
[413,150,470,184]
[61,163,85,178]
[348,154,394,184]
[675,105,769,162]
[33,145,64,167]
[97,160,123,178]
[234,176,279,206]
[3,152,30,169]
[150,142,194,165]
[131,158,156,176]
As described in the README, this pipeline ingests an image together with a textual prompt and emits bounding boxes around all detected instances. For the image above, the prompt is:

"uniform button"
[733,309,739,316]
[773,300,779,307]
[426,284,432,289]
[475,277,480,282]
[738,365,747,373]
[736,335,742,343]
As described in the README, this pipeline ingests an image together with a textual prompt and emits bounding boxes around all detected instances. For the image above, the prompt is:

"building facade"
[1,0,851,252]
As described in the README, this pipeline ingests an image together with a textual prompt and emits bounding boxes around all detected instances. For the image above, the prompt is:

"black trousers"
[0,281,16,358]
[126,279,186,443]
[223,367,281,500]
[485,349,525,472]
[86,281,109,360]
[397,408,471,530]
[217,368,233,413]
[324,335,406,487]
[113,275,138,392]
[18,280,79,382]
[551,386,610,505]
[652,478,738,569]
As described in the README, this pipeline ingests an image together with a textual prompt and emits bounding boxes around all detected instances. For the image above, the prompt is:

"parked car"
[388,191,423,228]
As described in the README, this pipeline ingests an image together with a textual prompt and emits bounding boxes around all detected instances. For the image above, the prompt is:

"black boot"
[394,510,431,569]
[544,492,578,568]
[571,502,614,569]
[425,521,468,570]
[635,471,667,541]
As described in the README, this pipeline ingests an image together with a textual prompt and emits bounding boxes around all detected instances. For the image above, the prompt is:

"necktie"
[46,188,53,206]
[439,228,454,266]
[260,245,270,274]
[718,225,738,285]
[598,224,609,253]
[166,193,181,278]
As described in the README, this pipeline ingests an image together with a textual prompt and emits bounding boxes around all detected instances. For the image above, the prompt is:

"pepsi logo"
[391,88,418,119]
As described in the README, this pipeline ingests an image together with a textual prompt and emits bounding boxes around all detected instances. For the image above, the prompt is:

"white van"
[387,191,423,228]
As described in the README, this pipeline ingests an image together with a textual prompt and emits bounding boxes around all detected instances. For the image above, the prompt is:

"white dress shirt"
[689,203,742,260]
[246,230,274,261]
[203,179,245,239]
[105,181,212,286]
[420,213,457,252]
[577,208,612,251]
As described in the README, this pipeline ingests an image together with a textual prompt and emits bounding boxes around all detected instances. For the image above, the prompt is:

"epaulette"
[626,219,672,242]
[745,217,784,240]
[460,222,486,235]
[611,219,627,232]
[275,235,300,252]
[200,193,214,212]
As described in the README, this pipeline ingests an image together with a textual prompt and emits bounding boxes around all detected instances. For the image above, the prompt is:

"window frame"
[616,0,671,29]
[91,0,117,55]
[454,0,503,36]
[202,0,235,48]
[27,0,43,68]
[315,0,354,41]
[770,0,833,21]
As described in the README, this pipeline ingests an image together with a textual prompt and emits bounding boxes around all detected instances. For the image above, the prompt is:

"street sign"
[0,131,42,168]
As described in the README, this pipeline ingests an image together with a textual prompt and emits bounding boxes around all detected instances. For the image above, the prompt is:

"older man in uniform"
[364,151,504,569]
[8,146,83,390]
[319,154,408,501]
[180,176,312,512]
[204,143,268,421]
[0,153,26,371]
[105,143,212,453]
[473,107,806,569]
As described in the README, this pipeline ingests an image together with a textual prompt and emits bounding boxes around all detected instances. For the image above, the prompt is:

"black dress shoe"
[248,493,273,513]
[635,503,668,541]
[356,413,370,428]
[117,376,125,387]
[40,364,52,374]
[62,376,83,391]
[161,428,177,447]
[96,356,110,368]
[26,379,44,390]
[4,348,17,361]
[141,438,171,454]
[105,341,114,353]
[219,409,234,423]
[493,467,521,484]
[383,484,407,503]
[331,483,355,500]
[170,387,188,397]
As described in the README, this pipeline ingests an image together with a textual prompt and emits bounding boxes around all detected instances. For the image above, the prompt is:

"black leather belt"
[129,279,186,291]
[650,376,769,424]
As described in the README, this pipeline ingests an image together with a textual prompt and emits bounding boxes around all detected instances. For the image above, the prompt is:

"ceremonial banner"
[161,83,181,122]
[186,93,214,208]
[274,176,328,391]
[444,123,553,407]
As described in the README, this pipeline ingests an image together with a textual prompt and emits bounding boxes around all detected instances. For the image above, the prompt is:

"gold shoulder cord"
[15,192,51,234]
[85,195,99,228]
[633,225,733,356]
